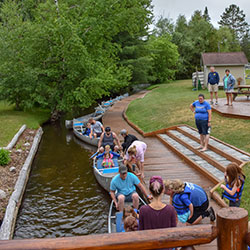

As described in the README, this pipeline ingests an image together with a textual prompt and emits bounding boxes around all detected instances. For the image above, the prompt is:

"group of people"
[207,66,236,106]
[110,161,245,234]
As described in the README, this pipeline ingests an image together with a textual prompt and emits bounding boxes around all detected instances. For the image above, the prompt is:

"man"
[120,129,138,153]
[207,66,220,105]
[98,126,122,153]
[110,164,151,211]
[89,118,104,139]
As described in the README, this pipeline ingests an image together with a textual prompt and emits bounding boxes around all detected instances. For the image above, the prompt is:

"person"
[124,215,138,232]
[110,164,151,212]
[123,205,139,221]
[207,67,220,105]
[89,118,104,139]
[139,176,176,240]
[221,162,245,207]
[190,94,211,152]
[82,122,91,136]
[124,140,147,178]
[164,179,215,225]
[120,129,138,153]
[223,69,236,106]
[102,150,114,168]
[98,126,122,153]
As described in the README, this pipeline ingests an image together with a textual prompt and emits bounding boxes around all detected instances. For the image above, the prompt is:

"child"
[83,122,91,136]
[221,162,245,207]
[123,205,139,221]
[101,145,114,168]
[124,215,138,232]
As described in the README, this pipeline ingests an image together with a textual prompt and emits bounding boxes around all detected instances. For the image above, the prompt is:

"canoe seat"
[115,212,124,232]
[103,167,119,174]
[74,122,83,127]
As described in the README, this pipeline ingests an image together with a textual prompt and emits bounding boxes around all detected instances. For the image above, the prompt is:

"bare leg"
[226,93,229,105]
[229,93,233,105]
[201,134,209,151]
[199,134,205,148]
[215,92,218,103]
[132,192,139,210]
[210,92,213,103]
[117,194,125,212]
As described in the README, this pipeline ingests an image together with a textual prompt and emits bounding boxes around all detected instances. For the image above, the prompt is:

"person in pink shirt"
[124,140,147,178]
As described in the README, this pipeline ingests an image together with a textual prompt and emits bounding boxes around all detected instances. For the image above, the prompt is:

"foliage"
[147,35,179,83]
[218,4,249,40]
[203,7,211,22]
[152,15,174,37]
[0,0,153,117]
[0,149,10,166]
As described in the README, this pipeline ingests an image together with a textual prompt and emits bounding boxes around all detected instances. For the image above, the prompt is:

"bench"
[232,91,250,100]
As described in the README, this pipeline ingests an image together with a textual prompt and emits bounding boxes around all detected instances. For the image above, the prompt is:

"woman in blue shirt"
[223,69,236,106]
[190,94,212,152]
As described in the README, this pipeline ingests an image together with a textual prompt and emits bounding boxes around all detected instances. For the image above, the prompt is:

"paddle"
[90,151,99,159]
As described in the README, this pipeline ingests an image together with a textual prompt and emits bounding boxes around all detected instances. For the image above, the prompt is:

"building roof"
[202,52,248,66]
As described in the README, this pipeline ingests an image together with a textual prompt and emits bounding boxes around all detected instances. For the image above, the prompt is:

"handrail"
[0,224,217,250]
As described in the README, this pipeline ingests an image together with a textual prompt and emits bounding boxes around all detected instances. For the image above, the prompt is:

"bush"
[0,149,11,166]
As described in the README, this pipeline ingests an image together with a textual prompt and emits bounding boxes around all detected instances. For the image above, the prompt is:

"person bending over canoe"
[120,129,138,153]
[98,126,122,153]
[124,140,147,178]
[89,118,104,139]
[110,164,151,212]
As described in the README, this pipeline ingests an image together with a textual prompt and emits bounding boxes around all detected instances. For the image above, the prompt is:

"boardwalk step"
[159,134,224,181]
[179,126,250,162]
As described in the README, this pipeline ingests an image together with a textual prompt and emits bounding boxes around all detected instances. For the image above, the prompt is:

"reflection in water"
[14,121,110,239]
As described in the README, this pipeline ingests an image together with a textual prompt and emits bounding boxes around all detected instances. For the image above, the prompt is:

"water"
[14,121,111,239]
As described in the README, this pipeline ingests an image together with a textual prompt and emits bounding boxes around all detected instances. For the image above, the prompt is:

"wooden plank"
[0,225,217,250]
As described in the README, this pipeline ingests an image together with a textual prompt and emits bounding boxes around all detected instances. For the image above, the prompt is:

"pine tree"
[203,7,211,22]
[218,4,249,40]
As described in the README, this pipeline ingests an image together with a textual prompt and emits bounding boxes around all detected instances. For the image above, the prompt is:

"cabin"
[202,52,249,87]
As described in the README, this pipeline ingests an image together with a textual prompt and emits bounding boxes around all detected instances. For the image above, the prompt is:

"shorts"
[229,200,241,207]
[195,119,209,135]
[208,84,218,92]
[95,132,102,137]
[187,199,209,224]
[116,192,137,202]
[225,89,234,93]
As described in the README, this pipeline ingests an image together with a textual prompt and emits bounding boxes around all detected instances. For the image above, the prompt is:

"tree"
[152,16,174,37]
[203,6,211,22]
[241,32,250,61]
[218,4,250,40]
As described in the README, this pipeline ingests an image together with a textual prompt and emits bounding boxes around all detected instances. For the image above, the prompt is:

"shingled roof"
[202,52,248,66]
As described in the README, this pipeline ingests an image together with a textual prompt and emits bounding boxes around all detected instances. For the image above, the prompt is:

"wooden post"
[217,207,248,250]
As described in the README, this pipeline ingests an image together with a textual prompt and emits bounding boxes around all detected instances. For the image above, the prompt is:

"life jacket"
[222,175,245,202]
[172,185,191,215]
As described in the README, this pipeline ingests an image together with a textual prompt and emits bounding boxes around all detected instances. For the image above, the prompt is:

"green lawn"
[246,69,250,84]
[0,101,50,147]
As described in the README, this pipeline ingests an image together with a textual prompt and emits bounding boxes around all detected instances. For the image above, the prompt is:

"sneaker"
[215,101,218,105]
[208,207,215,222]
[210,101,213,105]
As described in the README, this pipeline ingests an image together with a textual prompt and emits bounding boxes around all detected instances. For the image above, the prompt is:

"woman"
[139,176,176,232]
[164,179,215,225]
[223,69,236,106]
[190,94,211,152]
[124,140,147,178]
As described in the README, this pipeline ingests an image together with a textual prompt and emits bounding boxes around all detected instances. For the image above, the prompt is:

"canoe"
[73,118,99,147]
[92,155,121,192]
[108,196,146,233]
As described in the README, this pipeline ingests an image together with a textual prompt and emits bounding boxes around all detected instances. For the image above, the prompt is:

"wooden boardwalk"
[102,92,220,250]
[212,97,250,119]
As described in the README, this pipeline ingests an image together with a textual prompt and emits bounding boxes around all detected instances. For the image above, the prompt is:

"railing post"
[217,207,248,250]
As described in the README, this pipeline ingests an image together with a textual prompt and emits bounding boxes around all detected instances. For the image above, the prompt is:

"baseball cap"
[105,126,111,132]
[119,164,127,174]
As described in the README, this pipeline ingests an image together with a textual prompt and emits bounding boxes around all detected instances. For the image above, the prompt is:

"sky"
[151,0,250,28]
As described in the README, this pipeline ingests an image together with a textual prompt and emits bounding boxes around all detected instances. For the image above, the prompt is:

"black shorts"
[195,119,209,135]
[187,199,209,224]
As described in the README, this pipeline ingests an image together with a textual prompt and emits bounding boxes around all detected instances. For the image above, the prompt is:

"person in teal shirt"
[223,69,236,106]
[110,164,151,211]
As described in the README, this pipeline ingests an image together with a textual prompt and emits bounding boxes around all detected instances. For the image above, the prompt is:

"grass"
[0,101,50,147]
[126,79,250,153]
[246,69,250,84]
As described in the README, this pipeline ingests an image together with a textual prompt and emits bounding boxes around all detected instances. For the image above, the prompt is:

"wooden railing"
[0,207,249,250]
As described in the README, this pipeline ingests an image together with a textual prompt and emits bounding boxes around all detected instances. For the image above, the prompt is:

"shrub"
[0,149,11,166]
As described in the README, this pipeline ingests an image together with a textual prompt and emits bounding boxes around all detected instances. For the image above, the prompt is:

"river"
[14,119,111,238]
